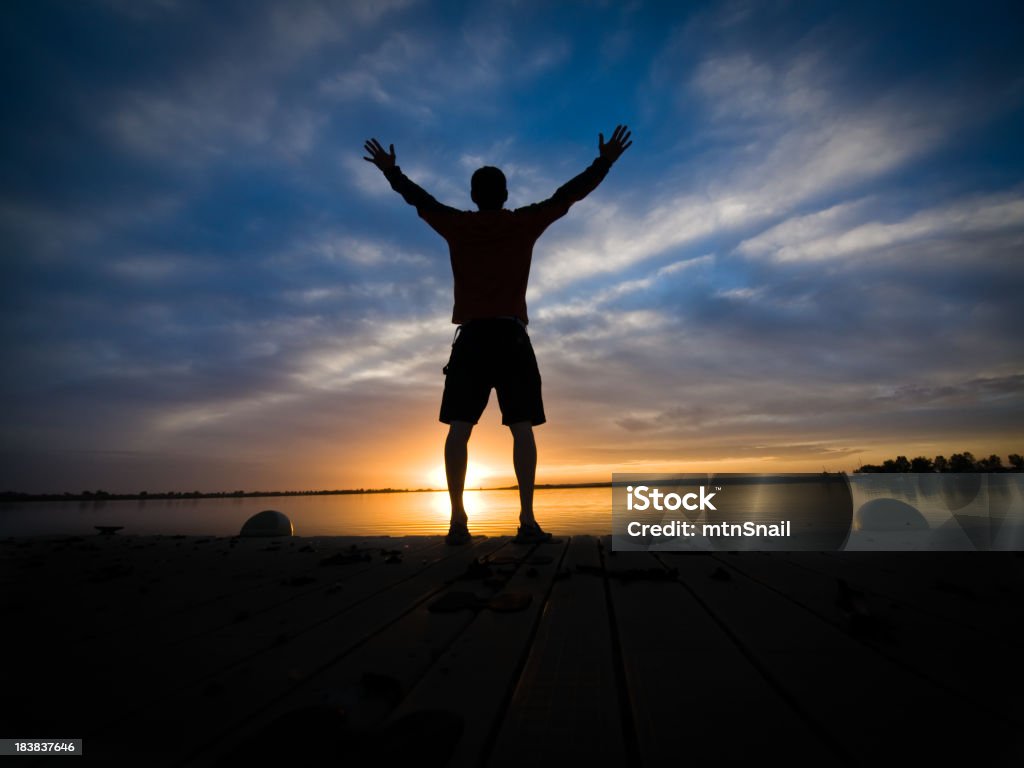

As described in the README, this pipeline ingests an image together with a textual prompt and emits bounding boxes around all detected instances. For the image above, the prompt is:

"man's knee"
[508,421,533,440]
[447,421,474,443]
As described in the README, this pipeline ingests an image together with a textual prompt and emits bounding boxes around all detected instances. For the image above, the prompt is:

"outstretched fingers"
[363,137,383,161]
[362,138,396,168]
[599,124,633,162]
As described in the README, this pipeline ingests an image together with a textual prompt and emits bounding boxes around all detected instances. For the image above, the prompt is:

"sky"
[2,0,1023,494]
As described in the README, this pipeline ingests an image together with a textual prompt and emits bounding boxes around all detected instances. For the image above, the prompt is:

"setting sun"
[429,462,495,491]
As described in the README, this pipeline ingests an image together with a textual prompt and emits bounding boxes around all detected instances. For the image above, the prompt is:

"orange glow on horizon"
[248,415,1024,494]
[428,462,495,491]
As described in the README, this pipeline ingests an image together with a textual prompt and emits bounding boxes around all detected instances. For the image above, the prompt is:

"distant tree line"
[855,452,1023,473]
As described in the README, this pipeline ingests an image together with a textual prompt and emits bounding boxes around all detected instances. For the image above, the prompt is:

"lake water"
[3,476,1022,550]
[0,487,613,538]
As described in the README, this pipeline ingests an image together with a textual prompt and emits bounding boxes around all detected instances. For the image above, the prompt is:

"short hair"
[471,166,507,210]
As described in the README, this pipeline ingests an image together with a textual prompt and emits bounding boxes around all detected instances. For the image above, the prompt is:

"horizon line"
[0,481,615,502]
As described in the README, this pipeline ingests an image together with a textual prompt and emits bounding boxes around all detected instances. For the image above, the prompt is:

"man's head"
[471,166,508,211]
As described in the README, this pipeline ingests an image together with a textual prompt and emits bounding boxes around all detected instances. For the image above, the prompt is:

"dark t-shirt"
[383,156,611,324]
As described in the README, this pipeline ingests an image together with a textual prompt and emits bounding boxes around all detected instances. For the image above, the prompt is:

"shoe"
[445,523,472,545]
[513,522,552,544]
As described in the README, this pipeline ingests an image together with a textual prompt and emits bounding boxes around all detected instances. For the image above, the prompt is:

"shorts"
[439,318,546,426]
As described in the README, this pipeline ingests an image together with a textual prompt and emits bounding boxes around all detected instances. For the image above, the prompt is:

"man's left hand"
[363,138,396,171]
[599,125,632,164]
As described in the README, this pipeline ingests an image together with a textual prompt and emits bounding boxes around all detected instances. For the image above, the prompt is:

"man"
[363,125,632,544]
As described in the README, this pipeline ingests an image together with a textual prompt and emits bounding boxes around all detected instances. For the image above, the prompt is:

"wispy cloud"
[737,192,1024,262]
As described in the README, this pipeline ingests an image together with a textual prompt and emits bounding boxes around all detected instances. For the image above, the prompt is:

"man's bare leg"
[445,421,473,528]
[509,421,538,527]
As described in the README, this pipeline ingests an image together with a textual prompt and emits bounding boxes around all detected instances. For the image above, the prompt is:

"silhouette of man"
[363,126,632,544]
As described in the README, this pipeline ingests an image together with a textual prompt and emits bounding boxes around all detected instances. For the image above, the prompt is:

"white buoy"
[240,509,294,537]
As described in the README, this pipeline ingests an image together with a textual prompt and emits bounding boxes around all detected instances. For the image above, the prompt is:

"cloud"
[532,48,964,293]
[737,192,1024,262]
[104,251,216,282]
[319,31,436,119]
[102,1,418,162]
[343,154,396,199]
[288,232,432,268]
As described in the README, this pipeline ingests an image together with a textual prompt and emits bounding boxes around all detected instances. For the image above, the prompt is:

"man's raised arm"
[538,124,633,214]
[362,138,457,216]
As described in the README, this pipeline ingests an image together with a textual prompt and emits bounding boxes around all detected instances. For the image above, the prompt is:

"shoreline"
[0,482,614,504]
[7,469,1021,504]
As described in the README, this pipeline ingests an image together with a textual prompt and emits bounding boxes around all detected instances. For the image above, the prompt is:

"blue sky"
[2,0,1023,493]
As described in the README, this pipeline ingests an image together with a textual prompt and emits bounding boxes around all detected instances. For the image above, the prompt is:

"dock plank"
[143,538,449,682]
[665,550,1020,764]
[607,545,838,766]
[709,551,1024,721]
[3,535,413,644]
[5,536,449,740]
[384,537,570,768]
[191,540,529,765]
[486,535,626,768]
[40,537,504,765]
[776,551,1024,638]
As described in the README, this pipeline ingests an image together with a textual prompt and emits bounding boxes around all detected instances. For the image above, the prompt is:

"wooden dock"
[3,533,1024,766]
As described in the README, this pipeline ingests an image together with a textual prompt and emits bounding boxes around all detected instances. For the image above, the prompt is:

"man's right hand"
[599,124,632,164]
[363,138,396,171]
